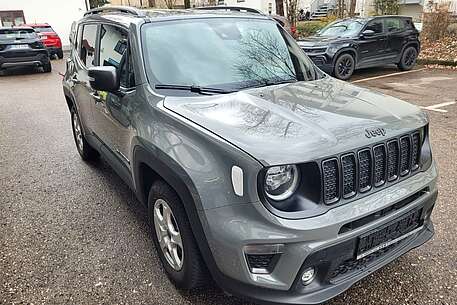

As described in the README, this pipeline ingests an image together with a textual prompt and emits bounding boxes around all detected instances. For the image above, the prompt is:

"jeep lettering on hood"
[164,78,427,166]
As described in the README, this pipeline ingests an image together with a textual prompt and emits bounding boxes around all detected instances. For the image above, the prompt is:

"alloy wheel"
[337,56,354,78]
[404,48,417,68]
[72,113,84,152]
[153,199,184,271]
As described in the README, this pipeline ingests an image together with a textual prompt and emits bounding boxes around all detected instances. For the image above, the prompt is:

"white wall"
[0,0,88,48]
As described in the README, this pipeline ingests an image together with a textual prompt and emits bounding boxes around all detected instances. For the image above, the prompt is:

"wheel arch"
[333,48,358,67]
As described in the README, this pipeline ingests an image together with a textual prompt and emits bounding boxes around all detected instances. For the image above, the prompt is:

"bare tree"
[284,0,299,27]
[164,0,177,8]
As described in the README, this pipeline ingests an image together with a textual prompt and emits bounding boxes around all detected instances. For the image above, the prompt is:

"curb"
[417,58,457,66]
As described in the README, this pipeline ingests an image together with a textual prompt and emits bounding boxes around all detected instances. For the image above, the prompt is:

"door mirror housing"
[361,29,375,37]
[88,66,119,92]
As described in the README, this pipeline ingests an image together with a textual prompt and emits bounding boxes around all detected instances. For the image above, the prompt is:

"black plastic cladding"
[321,128,424,205]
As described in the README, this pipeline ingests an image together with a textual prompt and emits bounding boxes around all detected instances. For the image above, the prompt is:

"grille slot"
[358,149,372,192]
[387,140,400,181]
[322,159,339,204]
[399,136,411,176]
[341,154,357,198]
[373,144,387,187]
[411,132,421,171]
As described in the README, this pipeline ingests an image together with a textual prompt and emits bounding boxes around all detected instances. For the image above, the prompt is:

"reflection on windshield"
[318,20,364,37]
[0,29,37,40]
[142,18,322,92]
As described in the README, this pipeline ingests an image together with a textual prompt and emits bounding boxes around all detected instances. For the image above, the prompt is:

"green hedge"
[296,21,328,37]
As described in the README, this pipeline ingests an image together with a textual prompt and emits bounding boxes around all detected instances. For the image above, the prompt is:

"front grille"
[322,159,339,204]
[321,130,423,205]
[302,47,327,54]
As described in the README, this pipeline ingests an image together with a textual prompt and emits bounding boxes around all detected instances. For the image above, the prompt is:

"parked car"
[297,16,420,80]
[24,23,63,59]
[63,7,437,305]
[0,27,51,72]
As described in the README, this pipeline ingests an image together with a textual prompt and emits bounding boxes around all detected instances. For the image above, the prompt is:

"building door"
[0,10,25,27]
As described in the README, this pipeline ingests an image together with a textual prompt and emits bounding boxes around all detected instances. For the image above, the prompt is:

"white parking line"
[420,101,456,113]
[351,68,426,83]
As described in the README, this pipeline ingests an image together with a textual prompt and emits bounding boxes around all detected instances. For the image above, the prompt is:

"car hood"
[163,78,427,166]
[297,35,347,47]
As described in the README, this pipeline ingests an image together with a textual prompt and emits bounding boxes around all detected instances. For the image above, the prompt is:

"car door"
[91,23,136,175]
[385,18,415,61]
[357,19,388,67]
[71,23,100,136]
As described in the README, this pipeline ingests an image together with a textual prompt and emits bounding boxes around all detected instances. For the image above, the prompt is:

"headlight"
[264,165,299,201]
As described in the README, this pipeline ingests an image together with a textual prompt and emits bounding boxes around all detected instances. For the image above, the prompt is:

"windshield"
[0,29,37,41]
[142,18,322,93]
[318,19,364,37]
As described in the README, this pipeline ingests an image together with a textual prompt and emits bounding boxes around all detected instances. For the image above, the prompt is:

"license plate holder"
[356,207,423,260]
[11,44,29,49]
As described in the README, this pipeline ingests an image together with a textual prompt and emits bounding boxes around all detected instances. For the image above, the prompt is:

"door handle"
[90,92,102,103]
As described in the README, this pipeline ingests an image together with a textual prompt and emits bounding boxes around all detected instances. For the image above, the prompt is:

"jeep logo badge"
[365,127,386,138]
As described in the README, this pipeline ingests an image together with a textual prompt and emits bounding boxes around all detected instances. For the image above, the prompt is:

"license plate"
[356,208,423,260]
[11,44,29,49]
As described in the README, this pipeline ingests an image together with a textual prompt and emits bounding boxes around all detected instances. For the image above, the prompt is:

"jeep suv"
[63,7,437,304]
[297,16,420,80]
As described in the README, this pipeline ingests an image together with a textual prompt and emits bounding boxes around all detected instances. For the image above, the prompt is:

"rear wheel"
[71,108,98,161]
[398,46,418,71]
[333,53,355,80]
[56,49,64,59]
[148,181,208,289]
[43,62,52,73]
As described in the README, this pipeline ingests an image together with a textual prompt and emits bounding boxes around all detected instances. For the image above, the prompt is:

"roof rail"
[83,6,144,17]
[194,6,263,15]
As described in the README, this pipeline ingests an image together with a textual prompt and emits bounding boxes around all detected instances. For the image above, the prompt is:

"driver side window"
[365,20,383,34]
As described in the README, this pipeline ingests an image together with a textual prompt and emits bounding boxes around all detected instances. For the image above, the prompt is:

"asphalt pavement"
[1,60,456,305]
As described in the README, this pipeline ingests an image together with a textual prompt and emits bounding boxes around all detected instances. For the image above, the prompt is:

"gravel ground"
[1,61,456,305]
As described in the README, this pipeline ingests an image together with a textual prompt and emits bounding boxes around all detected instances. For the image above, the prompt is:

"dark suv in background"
[0,27,51,73]
[298,16,420,80]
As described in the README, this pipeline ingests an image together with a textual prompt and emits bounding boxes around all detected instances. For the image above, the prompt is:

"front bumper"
[201,162,438,304]
[0,50,49,69]
[306,53,334,74]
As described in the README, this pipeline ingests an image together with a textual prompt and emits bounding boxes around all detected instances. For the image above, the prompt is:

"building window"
[237,0,246,2]
[0,10,25,27]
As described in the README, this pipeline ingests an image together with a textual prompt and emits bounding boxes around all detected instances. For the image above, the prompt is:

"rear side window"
[33,26,54,33]
[80,24,98,68]
[384,18,404,32]
[365,20,383,34]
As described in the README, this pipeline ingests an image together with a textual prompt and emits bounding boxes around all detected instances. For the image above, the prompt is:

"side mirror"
[362,29,375,37]
[88,66,119,92]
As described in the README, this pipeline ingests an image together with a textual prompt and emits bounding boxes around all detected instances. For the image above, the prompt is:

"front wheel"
[148,181,208,289]
[398,46,418,71]
[333,53,355,80]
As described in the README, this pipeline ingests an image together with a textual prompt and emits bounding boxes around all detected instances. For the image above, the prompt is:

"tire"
[398,46,418,71]
[57,49,64,59]
[333,53,355,80]
[70,108,99,161]
[43,62,52,73]
[148,180,208,289]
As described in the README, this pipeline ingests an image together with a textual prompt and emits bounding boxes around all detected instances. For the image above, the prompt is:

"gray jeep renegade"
[63,6,437,304]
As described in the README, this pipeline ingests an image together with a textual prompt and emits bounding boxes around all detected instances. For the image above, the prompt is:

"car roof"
[80,6,271,27]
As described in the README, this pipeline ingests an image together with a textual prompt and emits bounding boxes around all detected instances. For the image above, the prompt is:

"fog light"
[301,267,315,285]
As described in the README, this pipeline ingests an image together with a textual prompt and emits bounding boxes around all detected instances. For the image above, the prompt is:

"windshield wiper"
[239,78,297,90]
[155,84,235,95]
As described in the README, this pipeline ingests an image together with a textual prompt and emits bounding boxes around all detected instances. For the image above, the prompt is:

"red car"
[24,23,63,59]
